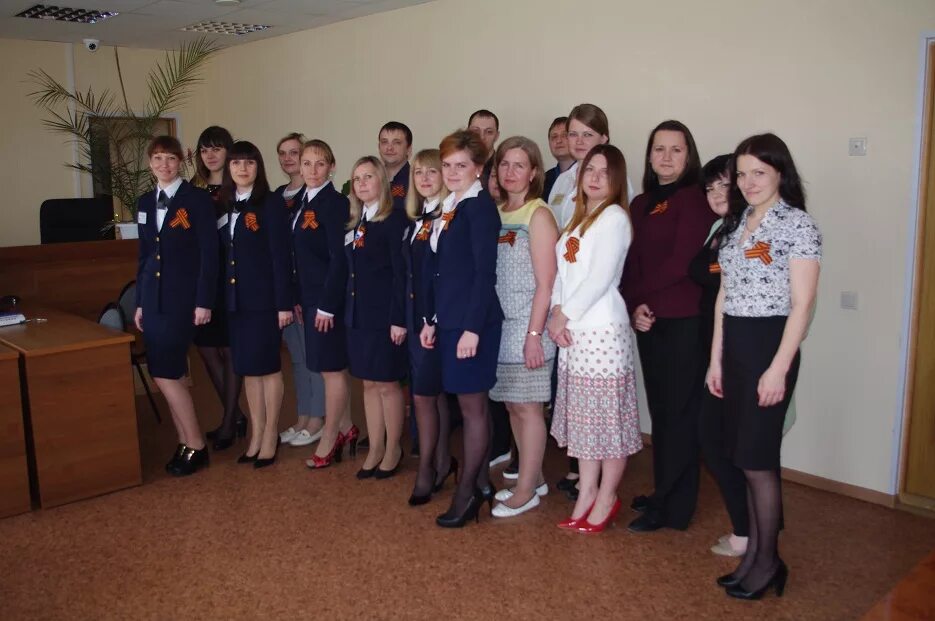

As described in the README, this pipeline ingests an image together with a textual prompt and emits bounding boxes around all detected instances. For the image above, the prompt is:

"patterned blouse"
[719,201,822,317]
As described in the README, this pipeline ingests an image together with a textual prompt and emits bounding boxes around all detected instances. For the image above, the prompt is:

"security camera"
[83,38,99,52]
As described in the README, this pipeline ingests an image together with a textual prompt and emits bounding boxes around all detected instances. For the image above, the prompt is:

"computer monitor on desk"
[39,197,115,244]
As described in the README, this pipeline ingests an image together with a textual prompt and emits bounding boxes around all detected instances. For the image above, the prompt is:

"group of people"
[134,104,821,601]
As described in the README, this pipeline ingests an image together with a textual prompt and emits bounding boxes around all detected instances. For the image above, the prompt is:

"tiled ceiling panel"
[0,0,433,49]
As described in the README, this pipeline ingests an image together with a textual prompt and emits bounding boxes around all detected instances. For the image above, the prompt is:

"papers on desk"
[0,312,26,327]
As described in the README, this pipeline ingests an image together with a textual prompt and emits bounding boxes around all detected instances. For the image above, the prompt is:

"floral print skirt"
[550,323,643,460]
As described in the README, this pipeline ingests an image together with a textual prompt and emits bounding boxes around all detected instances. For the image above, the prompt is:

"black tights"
[732,469,783,590]
[197,346,244,437]
[411,394,453,497]
[446,392,490,513]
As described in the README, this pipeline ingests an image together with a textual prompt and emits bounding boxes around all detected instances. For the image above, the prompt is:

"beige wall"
[0,39,207,246]
[3,0,934,494]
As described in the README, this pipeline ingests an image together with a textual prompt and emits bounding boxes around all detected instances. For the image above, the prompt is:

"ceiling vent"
[181,21,270,36]
[15,4,118,24]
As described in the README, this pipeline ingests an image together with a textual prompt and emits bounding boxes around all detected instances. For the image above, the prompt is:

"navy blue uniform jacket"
[135,180,219,313]
[428,190,504,333]
[345,208,409,330]
[222,192,293,312]
[292,183,350,315]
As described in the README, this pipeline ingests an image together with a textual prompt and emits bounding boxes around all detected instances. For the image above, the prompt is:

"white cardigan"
[551,204,631,329]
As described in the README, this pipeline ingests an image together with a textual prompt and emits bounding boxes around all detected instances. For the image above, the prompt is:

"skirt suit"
[427,181,504,395]
[292,182,350,372]
[222,191,293,376]
[191,182,231,348]
[405,206,443,396]
[135,179,219,379]
[344,205,409,382]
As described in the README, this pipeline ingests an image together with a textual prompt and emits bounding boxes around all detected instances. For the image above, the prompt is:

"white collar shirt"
[431,179,482,251]
[155,176,183,231]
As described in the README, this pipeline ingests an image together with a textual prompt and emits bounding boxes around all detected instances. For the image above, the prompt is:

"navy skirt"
[347,326,408,382]
[722,315,800,471]
[408,333,443,396]
[439,323,501,395]
[143,311,195,380]
[303,307,348,373]
[228,310,282,376]
[193,308,229,347]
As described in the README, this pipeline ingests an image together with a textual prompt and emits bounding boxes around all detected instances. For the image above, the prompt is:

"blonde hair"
[565,144,630,237]
[405,149,449,221]
[347,155,393,230]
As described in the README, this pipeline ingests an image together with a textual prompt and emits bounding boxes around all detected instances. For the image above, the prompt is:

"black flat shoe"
[436,491,483,528]
[254,439,281,469]
[375,449,404,480]
[356,466,377,479]
[168,445,209,476]
[725,562,788,600]
[165,443,187,473]
[627,512,665,533]
[630,494,651,513]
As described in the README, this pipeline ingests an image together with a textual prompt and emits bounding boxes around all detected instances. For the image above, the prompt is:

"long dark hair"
[641,120,702,192]
[194,126,234,185]
[723,133,806,235]
[220,140,271,208]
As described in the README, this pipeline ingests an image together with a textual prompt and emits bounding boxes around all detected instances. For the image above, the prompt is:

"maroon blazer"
[620,185,716,318]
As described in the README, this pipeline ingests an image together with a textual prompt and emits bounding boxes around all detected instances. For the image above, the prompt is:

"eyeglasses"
[705,181,731,194]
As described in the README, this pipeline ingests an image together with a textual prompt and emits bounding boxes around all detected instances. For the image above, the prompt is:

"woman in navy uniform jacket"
[219,141,293,468]
[134,135,218,477]
[345,156,409,480]
[420,130,504,527]
[293,139,358,469]
[403,148,455,506]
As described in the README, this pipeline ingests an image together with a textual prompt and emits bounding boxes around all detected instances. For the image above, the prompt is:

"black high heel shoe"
[717,573,744,588]
[432,457,459,493]
[436,491,484,528]
[166,443,187,473]
[254,439,281,469]
[725,561,788,600]
[409,467,438,506]
[479,483,497,511]
[212,434,236,451]
[375,448,404,480]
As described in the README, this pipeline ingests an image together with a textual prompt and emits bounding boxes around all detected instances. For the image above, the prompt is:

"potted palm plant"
[27,37,220,239]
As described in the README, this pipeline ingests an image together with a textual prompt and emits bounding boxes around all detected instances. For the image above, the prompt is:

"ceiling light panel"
[15,4,118,24]
[181,20,271,36]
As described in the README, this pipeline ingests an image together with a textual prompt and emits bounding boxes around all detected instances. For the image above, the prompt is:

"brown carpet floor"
[1,352,933,620]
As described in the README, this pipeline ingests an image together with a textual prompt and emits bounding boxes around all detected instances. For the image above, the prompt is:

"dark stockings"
[197,346,244,438]
[445,392,489,514]
[411,394,452,497]
[732,469,783,590]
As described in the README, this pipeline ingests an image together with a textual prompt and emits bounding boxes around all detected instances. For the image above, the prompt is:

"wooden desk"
[0,307,140,508]
[0,240,138,321]
[0,342,29,518]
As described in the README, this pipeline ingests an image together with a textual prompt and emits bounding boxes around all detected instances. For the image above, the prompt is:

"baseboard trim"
[639,432,897,508]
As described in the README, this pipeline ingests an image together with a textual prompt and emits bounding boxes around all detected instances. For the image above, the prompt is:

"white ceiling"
[0,0,433,49]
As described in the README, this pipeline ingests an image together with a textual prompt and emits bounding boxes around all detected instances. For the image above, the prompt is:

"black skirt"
[228,310,283,376]
[347,326,408,382]
[722,315,800,471]
[302,307,348,373]
[143,311,195,380]
[408,331,442,396]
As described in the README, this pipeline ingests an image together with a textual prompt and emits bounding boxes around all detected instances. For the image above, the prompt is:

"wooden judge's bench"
[0,240,140,517]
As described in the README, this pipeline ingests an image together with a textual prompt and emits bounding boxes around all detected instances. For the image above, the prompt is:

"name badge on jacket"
[550,193,565,206]
[344,230,355,246]
[137,212,147,224]
[217,213,229,230]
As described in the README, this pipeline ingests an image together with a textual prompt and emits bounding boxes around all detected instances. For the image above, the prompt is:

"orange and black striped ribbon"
[169,208,191,229]
[302,212,319,230]
[649,200,669,216]
[563,236,580,263]
[708,262,721,274]
[441,210,456,231]
[245,213,259,232]
[744,241,772,265]
[498,231,517,246]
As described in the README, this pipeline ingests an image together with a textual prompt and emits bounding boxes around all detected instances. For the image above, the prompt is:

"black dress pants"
[636,316,704,530]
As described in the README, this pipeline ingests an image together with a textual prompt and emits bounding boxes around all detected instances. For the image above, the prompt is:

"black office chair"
[40,197,116,244]
[98,299,161,424]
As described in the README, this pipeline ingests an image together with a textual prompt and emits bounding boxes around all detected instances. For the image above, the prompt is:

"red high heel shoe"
[557,501,595,530]
[305,432,347,470]
[340,424,360,460]
[577,498,622,534]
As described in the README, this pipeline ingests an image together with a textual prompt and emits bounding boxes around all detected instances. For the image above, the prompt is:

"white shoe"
[279,426,299,443]
[488,451,511,468]
[492,493,540,518]
[289,428,322,446]
[502,469,519,480]
[711,534,747,557]
[494,483,549,502]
